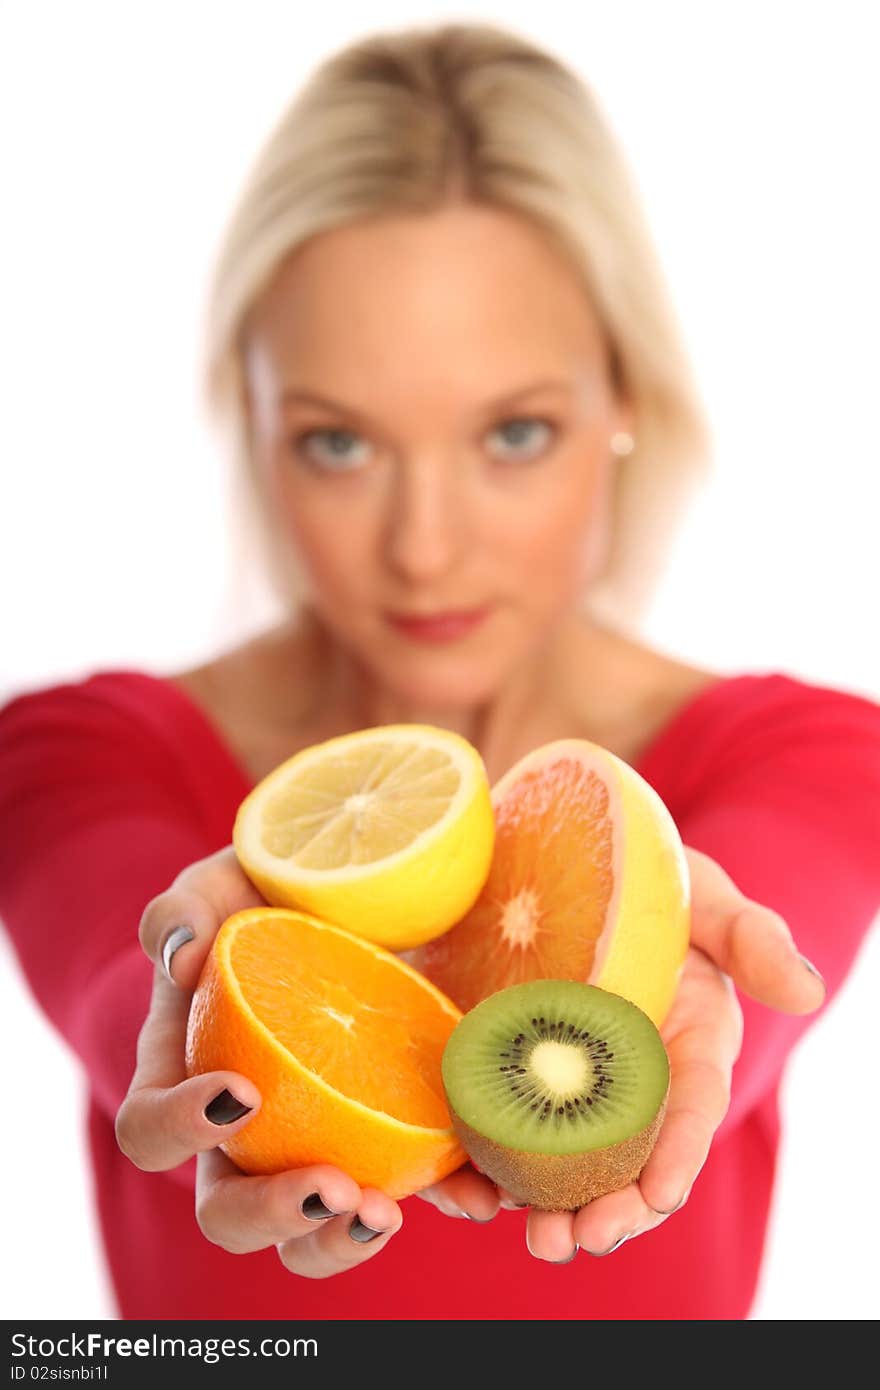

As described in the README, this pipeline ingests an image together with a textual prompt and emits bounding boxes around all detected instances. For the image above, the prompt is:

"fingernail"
[464,1213,494,1223]
[653,1188,690,1216]
[162,925,195,981]
[798,953,825,987]
[204,1088,252,1125]
[590,1233,630,1256]
[349,1218,386,1243]
[301,1193,343,1222]
[551,1246,579,1264]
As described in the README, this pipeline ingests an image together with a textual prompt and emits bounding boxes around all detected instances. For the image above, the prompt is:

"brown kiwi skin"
[449,1086,669,1211]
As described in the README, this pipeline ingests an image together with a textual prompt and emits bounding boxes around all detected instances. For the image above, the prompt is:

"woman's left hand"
[418,845,826,1257]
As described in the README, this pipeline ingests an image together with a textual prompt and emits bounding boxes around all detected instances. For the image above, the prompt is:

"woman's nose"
[383,458,466,583]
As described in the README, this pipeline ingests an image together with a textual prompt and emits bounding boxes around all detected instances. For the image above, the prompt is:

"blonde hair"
[202,21,712,636]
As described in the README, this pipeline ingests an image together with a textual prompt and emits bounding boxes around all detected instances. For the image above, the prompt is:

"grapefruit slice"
[415,740,690,1028]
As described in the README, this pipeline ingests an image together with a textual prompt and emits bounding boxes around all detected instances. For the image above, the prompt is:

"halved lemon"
[233,724,495,949]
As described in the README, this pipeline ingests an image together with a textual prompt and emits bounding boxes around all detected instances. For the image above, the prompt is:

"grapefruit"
[415,739,690,1028]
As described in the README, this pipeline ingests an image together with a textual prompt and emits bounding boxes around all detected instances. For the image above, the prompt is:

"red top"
[1,666,878,1320]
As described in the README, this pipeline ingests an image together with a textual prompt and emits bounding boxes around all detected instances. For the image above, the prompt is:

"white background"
[1,0,878,1320]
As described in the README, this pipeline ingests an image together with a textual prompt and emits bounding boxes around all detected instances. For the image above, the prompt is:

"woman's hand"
[115,845,403,1278]
[418,945,744,1244]
[423,845,827,1259]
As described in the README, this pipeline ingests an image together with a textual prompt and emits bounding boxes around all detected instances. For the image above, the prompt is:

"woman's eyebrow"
[279,377,574,418]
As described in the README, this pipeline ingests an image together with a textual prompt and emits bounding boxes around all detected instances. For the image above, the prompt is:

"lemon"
[233,724,495,950]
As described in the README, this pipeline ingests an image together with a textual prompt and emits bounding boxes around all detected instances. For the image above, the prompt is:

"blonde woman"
[1,23,877,1320]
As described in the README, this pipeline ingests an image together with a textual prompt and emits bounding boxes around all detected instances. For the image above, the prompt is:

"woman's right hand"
[115,845,403,1278]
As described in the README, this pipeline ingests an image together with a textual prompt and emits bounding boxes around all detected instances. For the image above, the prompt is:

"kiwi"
[441,980,669,1211]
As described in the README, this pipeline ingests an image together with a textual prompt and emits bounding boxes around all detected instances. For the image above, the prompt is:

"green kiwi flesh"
[441,980,670,1211]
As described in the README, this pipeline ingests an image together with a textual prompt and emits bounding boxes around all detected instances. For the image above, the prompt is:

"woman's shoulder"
[0,666,253,853]
[3,617,334,794]
[1,666,195,745]
[1,666,160,737]
[581,612,879,766]
[0,664,252,801]
[636,659,880,814]
[651,665,879,754]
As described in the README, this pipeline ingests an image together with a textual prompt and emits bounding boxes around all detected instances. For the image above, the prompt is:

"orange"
[185,908,466,1198]
[414,739,690,1028]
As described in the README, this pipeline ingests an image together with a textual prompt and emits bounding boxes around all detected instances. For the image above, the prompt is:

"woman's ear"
[604,346,635,455]
[610,434,634,458]
[609,412,636,458]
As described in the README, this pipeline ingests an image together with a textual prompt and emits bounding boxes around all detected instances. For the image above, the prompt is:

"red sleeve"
[0,680,218,1190]
[672,680,880,1133]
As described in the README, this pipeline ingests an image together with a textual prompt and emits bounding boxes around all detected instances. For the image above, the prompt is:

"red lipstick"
[386,607,492,644]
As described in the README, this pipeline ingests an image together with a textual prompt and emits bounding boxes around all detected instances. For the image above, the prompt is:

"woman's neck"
[288,604,596,781]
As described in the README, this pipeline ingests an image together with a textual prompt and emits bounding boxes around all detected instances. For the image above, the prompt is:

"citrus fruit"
[185,907,467,1197]
[415,739,690,1028]
[232,724,494,950]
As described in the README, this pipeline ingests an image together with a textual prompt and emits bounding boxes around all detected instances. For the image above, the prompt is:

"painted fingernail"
[204,1088,252,1125]
[301,1193,342,1221]
[552,1246,579,1264]
[798,953,825,987]
[162,925,195,981]
[349,1218,386,1243]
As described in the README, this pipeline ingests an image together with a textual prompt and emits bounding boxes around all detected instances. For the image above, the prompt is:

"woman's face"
[243,204,631,707]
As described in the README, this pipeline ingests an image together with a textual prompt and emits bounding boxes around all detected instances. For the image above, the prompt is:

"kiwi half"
[441,980,669,1211]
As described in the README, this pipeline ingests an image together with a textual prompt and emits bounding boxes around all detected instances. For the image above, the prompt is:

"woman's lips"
[385,606,493,643]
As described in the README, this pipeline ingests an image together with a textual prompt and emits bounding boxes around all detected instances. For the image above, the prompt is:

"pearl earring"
[610,431,635,457]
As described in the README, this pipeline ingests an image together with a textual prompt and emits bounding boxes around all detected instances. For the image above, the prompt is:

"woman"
[1,22,877,1320]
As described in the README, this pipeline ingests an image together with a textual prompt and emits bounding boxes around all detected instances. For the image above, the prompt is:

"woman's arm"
[0,682,409,1275]
[678,682,880,1133]
[0,682,216,1189]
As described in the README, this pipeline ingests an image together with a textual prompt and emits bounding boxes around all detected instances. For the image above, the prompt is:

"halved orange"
[415,739,690,1028]
[185,908,467,1197]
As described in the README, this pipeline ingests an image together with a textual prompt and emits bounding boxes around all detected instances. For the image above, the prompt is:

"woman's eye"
[291,419,553,469]
[487,417,555,460]
[294,428,372,470]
